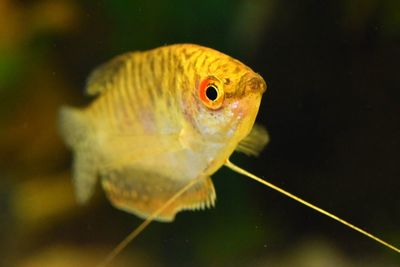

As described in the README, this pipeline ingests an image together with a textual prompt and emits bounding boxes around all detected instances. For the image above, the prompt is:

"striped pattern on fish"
[58,44,268,221]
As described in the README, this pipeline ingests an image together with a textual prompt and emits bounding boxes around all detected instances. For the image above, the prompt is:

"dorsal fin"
[85,52,134,96]
[236,124,269,156]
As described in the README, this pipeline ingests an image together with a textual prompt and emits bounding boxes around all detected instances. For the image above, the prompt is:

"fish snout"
[240,72,267,95]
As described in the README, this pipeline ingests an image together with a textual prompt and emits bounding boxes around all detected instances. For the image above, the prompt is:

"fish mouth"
[224,72,265,138]
[231,72,265,117]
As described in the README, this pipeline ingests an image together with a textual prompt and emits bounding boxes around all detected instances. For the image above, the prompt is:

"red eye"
[199,78,224,109]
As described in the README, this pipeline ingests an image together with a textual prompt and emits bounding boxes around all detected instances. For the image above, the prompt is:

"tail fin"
[58,106,98,203]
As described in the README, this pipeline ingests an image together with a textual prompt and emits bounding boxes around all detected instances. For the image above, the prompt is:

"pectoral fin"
[101,168,216,222]
[236,124,269,156]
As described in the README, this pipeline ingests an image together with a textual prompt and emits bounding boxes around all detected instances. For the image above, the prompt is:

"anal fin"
[101,168,216,222]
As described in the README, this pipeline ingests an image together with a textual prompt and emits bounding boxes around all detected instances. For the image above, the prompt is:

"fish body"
[59,44,268,221]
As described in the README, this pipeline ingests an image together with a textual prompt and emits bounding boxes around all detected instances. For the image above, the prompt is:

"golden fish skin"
[58,44,267,221]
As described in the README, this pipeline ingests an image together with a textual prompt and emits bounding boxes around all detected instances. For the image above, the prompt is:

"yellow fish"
[59,44,398,266]
[59,43,269,221]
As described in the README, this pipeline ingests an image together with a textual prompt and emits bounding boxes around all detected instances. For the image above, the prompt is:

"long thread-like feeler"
[97,159,399,267]
[224,159,400,254]
[96,178,201,267]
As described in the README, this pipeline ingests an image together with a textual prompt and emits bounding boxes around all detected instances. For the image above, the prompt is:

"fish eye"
[199,78,224,110]
[205,85,218,101]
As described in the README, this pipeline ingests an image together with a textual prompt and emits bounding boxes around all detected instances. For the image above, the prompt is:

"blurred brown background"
[0,0,399,266]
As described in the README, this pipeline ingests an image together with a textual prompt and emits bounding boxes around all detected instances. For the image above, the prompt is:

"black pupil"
[205,86,218,101]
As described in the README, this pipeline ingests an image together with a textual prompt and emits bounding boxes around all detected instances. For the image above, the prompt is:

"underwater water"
[0,0,399,266]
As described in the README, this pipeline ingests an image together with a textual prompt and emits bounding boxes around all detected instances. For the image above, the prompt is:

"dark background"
[0,0,399,266]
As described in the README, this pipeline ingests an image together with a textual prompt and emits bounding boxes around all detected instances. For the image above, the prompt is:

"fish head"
[184,50,266,149]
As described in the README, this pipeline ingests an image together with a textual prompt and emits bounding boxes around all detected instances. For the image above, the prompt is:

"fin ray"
[236,124,269,156]
[101,168,215,222]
